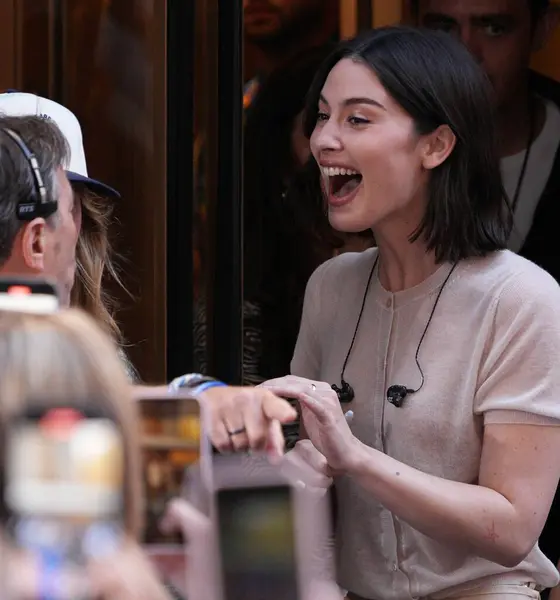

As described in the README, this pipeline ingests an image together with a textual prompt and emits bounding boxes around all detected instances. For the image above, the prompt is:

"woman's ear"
[421,125,456,171]
[21,218,47,272]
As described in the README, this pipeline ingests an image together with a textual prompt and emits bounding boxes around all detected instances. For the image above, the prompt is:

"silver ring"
[310,383,316,391]
[227,427,247,437]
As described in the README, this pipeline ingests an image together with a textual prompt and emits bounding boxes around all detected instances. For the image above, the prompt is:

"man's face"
[416,0,537,109]
[42,168,81,306]
[243,0,324,42]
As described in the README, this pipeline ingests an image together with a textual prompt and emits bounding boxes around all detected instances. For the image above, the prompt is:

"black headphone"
[1,128,58,221]
[332,256,458,409]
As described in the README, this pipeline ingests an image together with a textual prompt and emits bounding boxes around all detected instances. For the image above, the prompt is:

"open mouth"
[322,167,363,199]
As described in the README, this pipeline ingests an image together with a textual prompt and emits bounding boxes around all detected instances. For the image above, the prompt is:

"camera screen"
[139,397,201,545]
[5,408,124,518]
[0,286,58,314]
[217,486,299,600]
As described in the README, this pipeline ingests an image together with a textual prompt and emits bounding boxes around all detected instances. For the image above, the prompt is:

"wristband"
[190,380,227,396]
[39,549,63,600]
[168,373,225,394]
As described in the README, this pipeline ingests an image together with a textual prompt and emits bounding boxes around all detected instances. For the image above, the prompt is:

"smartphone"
[210,453,335,600]
[1,402,125,598]
[138,393,208,596]
[138,393,206,546]
[0,277,58,314]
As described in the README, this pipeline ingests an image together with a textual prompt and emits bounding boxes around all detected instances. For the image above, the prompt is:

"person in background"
[0,104,293,441]
[410,0,560,590]
[243,0,339,109]
[0,309,170,599]
[0,114,78,307]
[0,91,138,379]
[411,0,560,274]
[194,1,339,296]
[195,45,344,388]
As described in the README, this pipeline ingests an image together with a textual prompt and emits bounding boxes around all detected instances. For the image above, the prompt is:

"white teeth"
[321,166,359,177]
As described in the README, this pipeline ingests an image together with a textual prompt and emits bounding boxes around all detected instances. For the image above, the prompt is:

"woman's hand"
[201,385,297,459]
[261,375,359,473]
[281,439,334,491]
[162,498,344,600]
[88,540,172,600]
[3,540,172,600]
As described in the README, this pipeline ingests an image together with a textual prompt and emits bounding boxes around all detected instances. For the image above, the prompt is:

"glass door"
[0,0,168,382]
[0,0,377,386]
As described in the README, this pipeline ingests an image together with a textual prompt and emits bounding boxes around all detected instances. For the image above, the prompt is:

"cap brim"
[66,171,120,198]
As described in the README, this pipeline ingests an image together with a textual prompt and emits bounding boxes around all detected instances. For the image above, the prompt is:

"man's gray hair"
[0,114,70,266]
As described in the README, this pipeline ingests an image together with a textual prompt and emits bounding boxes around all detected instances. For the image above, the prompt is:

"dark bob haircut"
[303,26,511,263]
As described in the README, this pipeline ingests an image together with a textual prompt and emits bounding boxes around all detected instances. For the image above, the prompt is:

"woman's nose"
[312,121,343,153]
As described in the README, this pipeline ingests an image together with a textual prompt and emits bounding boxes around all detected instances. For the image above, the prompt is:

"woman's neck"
[375,234,439,293]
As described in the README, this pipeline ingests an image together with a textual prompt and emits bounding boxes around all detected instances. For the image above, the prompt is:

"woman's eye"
[316,111,329,122]
[348,116,370,125]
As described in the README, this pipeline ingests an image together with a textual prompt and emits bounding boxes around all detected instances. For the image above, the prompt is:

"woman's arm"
[344,422,560,567]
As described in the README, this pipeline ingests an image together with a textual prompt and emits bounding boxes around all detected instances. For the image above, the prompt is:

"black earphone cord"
[332,101,535,404]
[333,255,458,401]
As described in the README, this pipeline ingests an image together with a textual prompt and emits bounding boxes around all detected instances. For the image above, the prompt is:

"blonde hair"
[0,309,142,537]
[70,184,129,343]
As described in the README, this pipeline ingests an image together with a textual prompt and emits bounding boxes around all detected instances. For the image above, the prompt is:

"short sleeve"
[290,260,332,380]
[475,267,560,426]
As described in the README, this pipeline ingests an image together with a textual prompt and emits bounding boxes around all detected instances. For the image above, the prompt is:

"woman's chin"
[328,211,372,234]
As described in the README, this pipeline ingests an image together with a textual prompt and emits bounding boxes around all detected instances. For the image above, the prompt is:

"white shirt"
[502,98,560,252]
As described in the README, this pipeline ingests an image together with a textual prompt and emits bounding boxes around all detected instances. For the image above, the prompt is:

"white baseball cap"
[0,91,119,197]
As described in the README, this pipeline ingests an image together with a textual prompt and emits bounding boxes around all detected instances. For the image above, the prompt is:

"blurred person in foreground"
[0,309,170,599]
[0,107,294,440]
[0,309,341,599]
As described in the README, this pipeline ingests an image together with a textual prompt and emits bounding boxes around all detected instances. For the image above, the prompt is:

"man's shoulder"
[530,70,560,108]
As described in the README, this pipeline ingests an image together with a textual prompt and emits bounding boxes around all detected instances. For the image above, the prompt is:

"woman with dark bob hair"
[206,26,560,600]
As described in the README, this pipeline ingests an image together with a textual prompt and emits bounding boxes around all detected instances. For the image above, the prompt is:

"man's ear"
[421,124,456,171]
[532,7,559,52]
[21,218,47,272]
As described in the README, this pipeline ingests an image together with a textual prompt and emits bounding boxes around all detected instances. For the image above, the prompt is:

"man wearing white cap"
[0,107,79,306]
[0,91,121,310]
[0,91,119,199]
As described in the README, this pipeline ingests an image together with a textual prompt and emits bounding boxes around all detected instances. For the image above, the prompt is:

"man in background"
[411,0,560,592]
[243,0,338,108]
[412,0,560,275]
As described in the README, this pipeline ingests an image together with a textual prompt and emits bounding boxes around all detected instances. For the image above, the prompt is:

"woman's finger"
[162,498,210,539]
[261,390,299,422]
[298,393,330,422]
[240,395,271,451]
[265,418,285,461]
[209,417,234,453]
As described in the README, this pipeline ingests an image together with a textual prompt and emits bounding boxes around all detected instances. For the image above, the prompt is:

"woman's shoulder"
[464,250,560,315]
[308,247,379,293]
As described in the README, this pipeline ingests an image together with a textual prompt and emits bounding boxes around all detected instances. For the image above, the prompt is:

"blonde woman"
[0,309,170,599]
[70,182,139,380]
